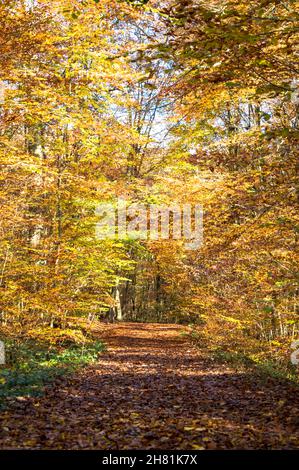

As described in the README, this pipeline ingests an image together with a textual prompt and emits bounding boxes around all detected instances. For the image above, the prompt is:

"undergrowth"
[189,328,298,385]
[0,338,104,407]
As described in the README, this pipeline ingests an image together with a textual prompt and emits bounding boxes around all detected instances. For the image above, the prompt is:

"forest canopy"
[0,0,298,376]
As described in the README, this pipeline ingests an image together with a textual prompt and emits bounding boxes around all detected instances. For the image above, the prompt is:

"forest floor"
[0,322,298,449]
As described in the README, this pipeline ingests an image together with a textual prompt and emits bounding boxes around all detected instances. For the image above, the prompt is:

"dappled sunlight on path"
[0,323,298,449]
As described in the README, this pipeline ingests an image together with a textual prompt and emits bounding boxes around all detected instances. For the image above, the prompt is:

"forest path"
[0,322,298,449]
